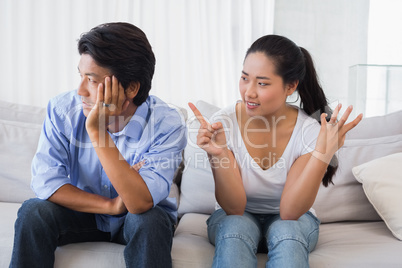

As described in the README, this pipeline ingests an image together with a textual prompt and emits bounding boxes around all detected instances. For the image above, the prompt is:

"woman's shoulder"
[296,107,320,128]
[211,101,238,122]
[293,108,321,151]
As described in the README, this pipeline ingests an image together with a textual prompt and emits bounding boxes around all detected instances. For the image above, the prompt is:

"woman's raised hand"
[188,102,228,157]
[314,104,363,164]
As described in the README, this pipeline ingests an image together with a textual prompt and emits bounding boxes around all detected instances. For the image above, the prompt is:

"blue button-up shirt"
[31,90,187,236]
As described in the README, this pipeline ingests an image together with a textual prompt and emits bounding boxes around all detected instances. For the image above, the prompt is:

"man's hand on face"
[85,76,130,134]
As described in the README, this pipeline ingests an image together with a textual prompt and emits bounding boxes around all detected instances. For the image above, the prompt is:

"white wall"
[273,0,370,113]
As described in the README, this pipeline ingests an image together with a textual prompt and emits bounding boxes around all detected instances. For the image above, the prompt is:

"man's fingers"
[111,76,119,105]
[97,83,104,105]
[116,82,125,110]
[104,77,112,104]
[130,160,146,172]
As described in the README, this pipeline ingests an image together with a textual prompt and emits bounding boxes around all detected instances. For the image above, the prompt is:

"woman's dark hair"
[245,35,337,187]
[78,22,155,106]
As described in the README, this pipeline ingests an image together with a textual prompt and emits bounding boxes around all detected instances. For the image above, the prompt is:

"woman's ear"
[286,80,299,96]
[125,81,140,100]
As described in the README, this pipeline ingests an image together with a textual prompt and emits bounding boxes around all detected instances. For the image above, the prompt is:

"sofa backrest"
[178,100,402,223]
[2,98,402,224]
[0,100,46,203]
[314,110,402,222]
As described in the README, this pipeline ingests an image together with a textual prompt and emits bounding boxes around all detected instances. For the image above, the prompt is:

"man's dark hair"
[78,22,155,106]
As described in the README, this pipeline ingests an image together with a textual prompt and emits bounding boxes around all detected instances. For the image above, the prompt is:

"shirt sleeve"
[31,101,72,199]
[138,115,187,207]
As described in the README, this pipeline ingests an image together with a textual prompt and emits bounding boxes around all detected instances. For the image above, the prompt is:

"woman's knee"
[267,213,319,252]
[208,212,261,251]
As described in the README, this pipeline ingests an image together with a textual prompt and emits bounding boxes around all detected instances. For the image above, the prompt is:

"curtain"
[0,0,274,109]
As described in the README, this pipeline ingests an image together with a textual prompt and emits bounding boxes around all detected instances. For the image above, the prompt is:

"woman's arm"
[209,149,246,215]
[189,103,247,215]
[280,104,363,220]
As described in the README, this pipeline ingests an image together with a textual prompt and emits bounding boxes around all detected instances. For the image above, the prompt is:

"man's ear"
[125,81,140,100]
[286,80,299,96]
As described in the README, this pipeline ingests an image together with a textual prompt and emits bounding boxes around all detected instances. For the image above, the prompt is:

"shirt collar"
[109,100,149,141]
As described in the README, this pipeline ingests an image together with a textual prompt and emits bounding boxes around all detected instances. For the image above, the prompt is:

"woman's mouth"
[246,101,260,109]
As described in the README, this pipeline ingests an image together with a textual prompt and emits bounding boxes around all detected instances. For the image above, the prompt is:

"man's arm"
[49,184,127,215]
[88,131,154,214]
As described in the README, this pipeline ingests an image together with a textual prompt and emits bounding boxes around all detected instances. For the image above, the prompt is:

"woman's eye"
[241,76,248,81]
[259,82,269,86]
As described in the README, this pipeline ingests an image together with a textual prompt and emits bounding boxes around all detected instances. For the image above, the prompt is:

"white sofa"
[1,99,402,267]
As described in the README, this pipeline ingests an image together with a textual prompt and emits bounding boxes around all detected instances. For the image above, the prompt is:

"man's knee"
[17,198,56,226]
[123,206,173,240]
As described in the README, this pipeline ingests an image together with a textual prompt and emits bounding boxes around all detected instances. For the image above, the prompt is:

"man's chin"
[82,107,90,117]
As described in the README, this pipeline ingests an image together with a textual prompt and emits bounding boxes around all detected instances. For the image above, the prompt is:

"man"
[10,22,186,268]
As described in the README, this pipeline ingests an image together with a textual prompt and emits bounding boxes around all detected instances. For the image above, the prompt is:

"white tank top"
[212,101,321,214]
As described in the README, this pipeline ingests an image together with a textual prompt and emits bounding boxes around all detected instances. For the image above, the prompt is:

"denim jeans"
[10,198,175,268]
[207,209,320,268]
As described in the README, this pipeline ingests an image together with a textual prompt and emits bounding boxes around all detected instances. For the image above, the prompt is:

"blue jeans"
[10,198,175,268]
[207,209,320,268]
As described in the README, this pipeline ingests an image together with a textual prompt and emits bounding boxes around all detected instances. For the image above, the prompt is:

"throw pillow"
[178,100,220,216]
[352,153,402,240]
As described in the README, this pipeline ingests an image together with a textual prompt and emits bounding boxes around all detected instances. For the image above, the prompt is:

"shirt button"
[104,185,108,189]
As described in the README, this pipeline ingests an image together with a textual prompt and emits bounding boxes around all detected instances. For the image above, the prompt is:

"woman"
[189,35,362,267]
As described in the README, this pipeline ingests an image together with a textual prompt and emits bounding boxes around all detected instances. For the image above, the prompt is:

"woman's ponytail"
[299,47,337,187]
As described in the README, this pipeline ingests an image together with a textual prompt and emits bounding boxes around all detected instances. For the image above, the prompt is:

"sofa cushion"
[310,221,402,267]
[0,202,20,268]
[0,119,41,203]
[0,100,46,125]
[178,101,220,216]
[346,110,402,139]
[353,152,402,240]
[0,100,46,203]
[173,212,402,267]
[313,110,402,223]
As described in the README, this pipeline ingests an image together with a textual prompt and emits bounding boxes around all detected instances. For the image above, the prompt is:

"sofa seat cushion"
[172,213,269,267]
[0,202,127,268]
[55,243,125,267]
[312,221,402,267]
[0,202,20,268]
[173,213,402,268]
